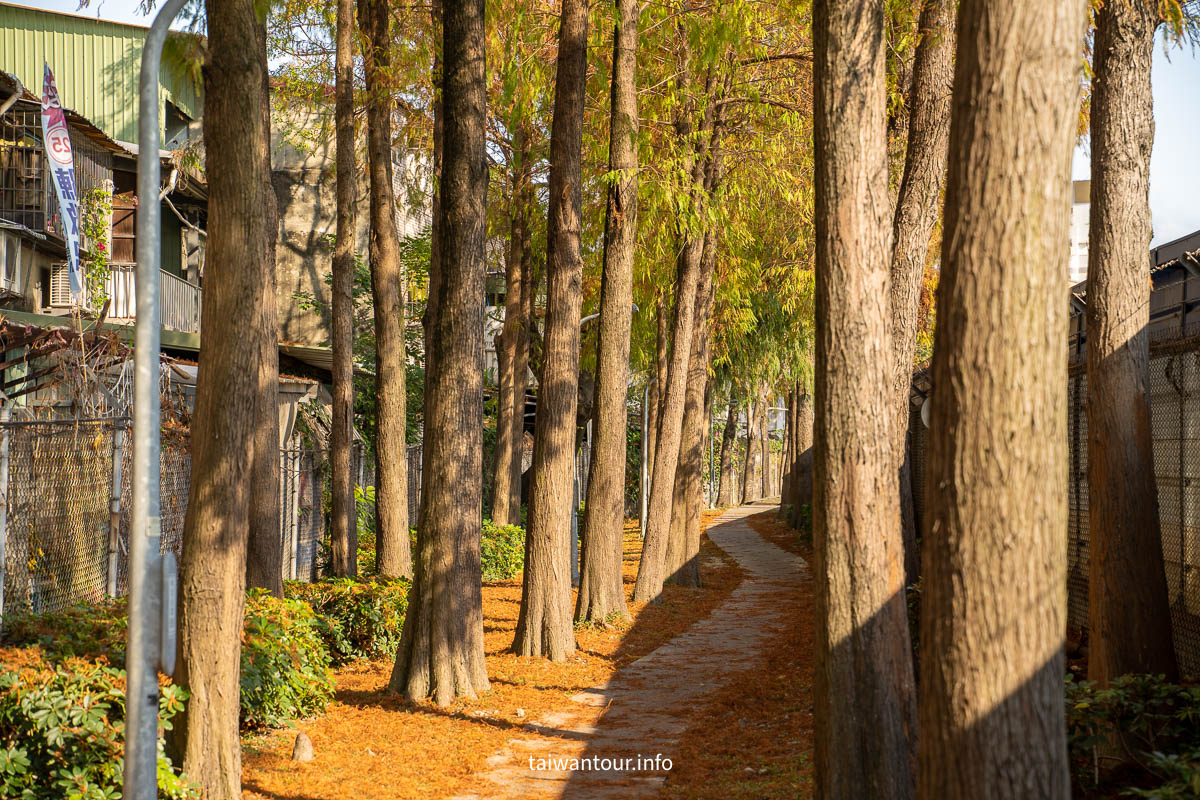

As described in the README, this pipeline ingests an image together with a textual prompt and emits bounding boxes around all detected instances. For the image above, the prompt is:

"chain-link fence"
[909,333,1200,677]
[0,416,338,616]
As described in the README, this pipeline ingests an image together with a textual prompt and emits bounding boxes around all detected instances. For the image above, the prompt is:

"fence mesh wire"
[1,417,336,616]
[910,340,1200,677]
[3,421,114,613]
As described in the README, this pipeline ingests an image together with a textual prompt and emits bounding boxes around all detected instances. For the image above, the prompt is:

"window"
[0,106,46,231]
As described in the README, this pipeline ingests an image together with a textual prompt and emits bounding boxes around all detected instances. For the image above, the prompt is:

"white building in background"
[1069,179,1091,284]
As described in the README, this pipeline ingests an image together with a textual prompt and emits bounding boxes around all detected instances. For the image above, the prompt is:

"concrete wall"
[271,103,431,346]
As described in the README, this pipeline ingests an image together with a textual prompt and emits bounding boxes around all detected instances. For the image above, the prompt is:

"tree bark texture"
[329,0,358,581]
[716,399,738,506]
[741,388,763,503]
[666,231,716,587]
[918,1,1084,796]
[389,0,489,704]
[491,126,532,526]
[171,0,274,793]
[758,395,770,497]
[646,292,668,482]
[787,389,814,529]
[513,0,587,659]
[631,89,719,602]
[812,0,918,797]
[362,0,412,579]
[246,67,283,597]
[576,0,638,625]
[1085,0,1178,685]
[888,0,955,590]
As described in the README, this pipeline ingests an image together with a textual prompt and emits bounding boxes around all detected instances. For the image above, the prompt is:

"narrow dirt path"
[453,502,809,800]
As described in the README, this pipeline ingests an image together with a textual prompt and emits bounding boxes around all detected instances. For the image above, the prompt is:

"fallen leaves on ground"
[655,508,814,800]
[242,512,740,800]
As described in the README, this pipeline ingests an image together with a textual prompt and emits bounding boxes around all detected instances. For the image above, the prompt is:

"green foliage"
[0,654,195,799]
[80,185,113,307]
[240,590,334,729]
[1,601,128,664]
[1066,673,1200,797]
[283,577,410,665]
[355,484,378,574]
[3,593,334,731]
[481,519,525,582]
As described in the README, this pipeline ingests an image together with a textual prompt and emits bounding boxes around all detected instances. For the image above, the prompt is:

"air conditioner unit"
[49,262,75,307]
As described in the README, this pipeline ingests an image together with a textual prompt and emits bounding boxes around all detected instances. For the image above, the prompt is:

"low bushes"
[284,578,410,665]
[240,590,334,729]
[1,591,333,731]
[481,519,525,581]
[0,652,196,799]
[1066,672,1200,798]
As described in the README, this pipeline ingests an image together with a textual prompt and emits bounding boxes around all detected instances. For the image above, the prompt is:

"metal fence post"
[107,419,126,597]
[126,1,188,797]
[0,404,9,623]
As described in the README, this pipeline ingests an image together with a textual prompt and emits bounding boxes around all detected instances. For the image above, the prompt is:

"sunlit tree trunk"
[576,0,638,625]
[362,0,412,579]
[667,230,716,587]
[389,0,489,704]
[888,0,955,587]
[1085,0,1178,685]
[513,0,588,658]
[812,0,917,796]
[171,0,274,792]
[918,0,1084,796]
[715,399,737,506]
[328,0,358,581]
[492,126,531,526]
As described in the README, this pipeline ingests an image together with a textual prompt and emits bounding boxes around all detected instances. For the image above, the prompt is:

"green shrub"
[1,601,128,664]
[1066,672,1200,797]
[284,577,410,665]
[0,653,196,799]
[3,592,334,731]
[355,485,378,574]
[240,590,334,729]
[481,519,525,581]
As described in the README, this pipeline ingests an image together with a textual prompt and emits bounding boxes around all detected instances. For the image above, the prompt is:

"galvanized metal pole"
[126,0,188,797]
[107,419,126,597]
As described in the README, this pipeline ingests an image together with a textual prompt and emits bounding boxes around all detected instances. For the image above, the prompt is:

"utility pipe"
[126,0,188,796]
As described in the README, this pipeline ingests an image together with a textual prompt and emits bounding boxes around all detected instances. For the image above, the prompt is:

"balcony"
[105,263,202,334]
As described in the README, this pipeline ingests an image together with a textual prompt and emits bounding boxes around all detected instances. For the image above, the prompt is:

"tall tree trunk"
[492,126,531,526]
[646,292,668,479]
[742,387,763,503]
[631,84,719,602]
[576,0,638,625]
[509,171,535,516]
[1085,0,1178,685]
[758,394,769,497]
[389,0,489,704]
[513,0,587,658]
[171,0,274,792]
[363,0,411,579]
[787,388,814,529]
[716,399,737,506]
[328,0,358,581]
[812,0,917,797]
[781,386,798,511]
[246,101,283,594]
[888,0,955,589]
[918,0,1084,796]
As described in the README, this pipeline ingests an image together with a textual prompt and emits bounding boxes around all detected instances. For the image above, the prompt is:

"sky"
[30,0,1200,247]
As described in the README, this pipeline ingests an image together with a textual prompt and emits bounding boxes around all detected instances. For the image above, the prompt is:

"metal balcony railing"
[105,263,202,333]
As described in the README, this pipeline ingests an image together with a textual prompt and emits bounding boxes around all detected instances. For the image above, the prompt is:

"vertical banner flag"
[41,63,85,303]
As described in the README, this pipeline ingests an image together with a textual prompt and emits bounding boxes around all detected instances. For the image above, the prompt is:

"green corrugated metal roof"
[0,1,202,145]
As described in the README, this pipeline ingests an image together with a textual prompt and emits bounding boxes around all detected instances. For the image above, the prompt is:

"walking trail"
[453,501,810,800]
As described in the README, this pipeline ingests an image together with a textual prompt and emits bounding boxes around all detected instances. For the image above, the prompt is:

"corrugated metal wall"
[0,2,201,144]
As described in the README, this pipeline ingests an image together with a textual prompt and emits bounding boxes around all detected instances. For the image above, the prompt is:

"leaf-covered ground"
[241,512,747,799]
[654,509,815,799]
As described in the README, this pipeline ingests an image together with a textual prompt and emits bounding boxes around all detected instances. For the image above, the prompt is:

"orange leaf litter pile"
[242,511,751,800]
